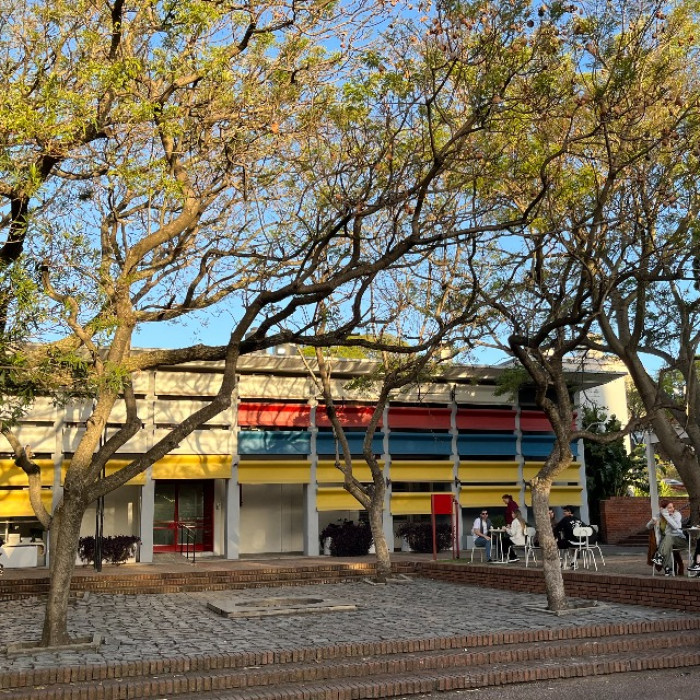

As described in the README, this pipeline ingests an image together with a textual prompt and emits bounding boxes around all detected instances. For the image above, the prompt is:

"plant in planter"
[319,519,373,556]
[78,535,141,565]
[396,521,453,553]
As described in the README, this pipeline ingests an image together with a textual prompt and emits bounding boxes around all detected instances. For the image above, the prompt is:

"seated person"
[553,505,579,550]
[501,509,527,562]
[647,500,686,576]
[472,509,493,561]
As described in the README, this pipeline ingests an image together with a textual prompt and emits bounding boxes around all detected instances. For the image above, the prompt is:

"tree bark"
[41,496,86,646]
[367,489,391,582]
[531,477,568,612]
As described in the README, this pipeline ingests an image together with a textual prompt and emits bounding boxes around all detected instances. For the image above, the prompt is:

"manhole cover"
[207,596,357,618]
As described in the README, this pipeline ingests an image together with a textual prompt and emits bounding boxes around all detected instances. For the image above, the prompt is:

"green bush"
[320,519,373,556]
[78,535,140,565]
[396,521,453,553]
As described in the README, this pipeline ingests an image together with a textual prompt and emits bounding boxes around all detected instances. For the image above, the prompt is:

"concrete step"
[615,534,649,547]
[2,619,699,700]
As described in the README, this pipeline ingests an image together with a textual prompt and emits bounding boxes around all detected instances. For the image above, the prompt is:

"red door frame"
[153,480,214,552]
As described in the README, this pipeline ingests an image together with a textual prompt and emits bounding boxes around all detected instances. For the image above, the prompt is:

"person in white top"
[501,509,527,562]
[648,501,686,575]
[472,510,493,561]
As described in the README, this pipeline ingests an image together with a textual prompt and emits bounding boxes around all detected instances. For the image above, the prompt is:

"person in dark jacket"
[501,494,519,526]
[553,506,579,550]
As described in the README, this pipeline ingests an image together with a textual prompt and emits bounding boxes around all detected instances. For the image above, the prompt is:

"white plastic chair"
[524,527,540,567]
[565,526,597,571]
[590,525,606,565]
[466,535,487,563]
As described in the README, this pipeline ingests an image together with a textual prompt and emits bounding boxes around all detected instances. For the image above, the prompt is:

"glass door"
[153,481,214,552]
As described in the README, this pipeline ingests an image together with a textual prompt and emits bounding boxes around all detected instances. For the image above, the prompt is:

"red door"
[153,480,214,552]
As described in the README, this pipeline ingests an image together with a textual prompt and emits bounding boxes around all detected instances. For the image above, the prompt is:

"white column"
[225,385,240,559]
[450,387,465,549]
[139,470,154,562]
[304,399,319,555]
[646,431,659,517]
[224,467,240,559]
[382,403,394,548]
[514,401,527,521]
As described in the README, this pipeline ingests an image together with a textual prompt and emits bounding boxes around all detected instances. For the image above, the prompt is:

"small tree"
[582,407,647,527]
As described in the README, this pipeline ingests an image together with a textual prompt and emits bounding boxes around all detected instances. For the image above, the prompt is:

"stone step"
[171,646,700,700]
[615,532,650,547]
[2,619,699,700]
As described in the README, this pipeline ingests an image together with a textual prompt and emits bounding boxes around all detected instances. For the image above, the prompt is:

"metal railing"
[178,524,198,564]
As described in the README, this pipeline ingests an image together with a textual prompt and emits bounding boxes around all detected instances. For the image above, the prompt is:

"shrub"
[78,535,141,565]
[320,519,373,556]
[490,514,506,529]
[396,521,453,553]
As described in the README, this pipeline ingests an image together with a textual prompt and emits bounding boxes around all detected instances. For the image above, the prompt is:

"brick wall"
[600,497,690,544]
[4,560,698,614]
[420,562,700,614]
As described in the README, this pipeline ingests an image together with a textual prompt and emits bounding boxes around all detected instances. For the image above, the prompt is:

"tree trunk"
[367,491,391,582]
[531,480,568,612]
[41,495,85,646]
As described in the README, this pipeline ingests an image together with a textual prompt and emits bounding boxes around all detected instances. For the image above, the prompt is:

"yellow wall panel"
[390,460,453,482]
[104,460,148,485]
[390,492,435,515]
[316,460,373,483]
[238,460,310,484]
[0,489,53,517]
[523,462,581,483]
[0,459,54,487]
[523,486,583,507]
[61,459,148,485]
[316,487,362,511]
[153,455,232,479]
[459,485,516,507]
[458,461,520,484]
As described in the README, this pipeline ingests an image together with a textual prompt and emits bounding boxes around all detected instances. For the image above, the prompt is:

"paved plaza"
[2,574,697,673]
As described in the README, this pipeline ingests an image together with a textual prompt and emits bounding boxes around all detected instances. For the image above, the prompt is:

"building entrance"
[153,480,214,552]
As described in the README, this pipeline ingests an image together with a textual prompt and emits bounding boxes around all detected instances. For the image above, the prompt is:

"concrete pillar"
[224,468,240,559]
[305,399,319,555]
[139,470,154,563]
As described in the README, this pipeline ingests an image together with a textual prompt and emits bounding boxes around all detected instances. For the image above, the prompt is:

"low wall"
[419,561,700,614]
[600,497,690,544]
[3,559,698,615]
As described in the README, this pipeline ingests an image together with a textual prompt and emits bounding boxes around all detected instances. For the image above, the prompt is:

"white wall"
[239,484,304,554]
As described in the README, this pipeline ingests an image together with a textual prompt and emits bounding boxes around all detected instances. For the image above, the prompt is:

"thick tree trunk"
[531,480,568,612]
[367,492,391,582]
[41,496,85,646]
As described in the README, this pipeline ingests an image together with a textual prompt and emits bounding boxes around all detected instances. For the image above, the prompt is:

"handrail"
[178,524,197,564]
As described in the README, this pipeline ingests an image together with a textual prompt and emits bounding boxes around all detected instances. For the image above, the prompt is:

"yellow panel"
[0,489,53,517]
[459,485,516,507]
[0,459,54,487]
[316,487,363,511]
[391,460,453,482]
[61,460,152,486]
[104,460,147,485]
[390,492,434,515]
[152,455,232,480]
[523,462,581,483]
[458,461,520,484]
[238,459,310,484]
[316,459,373,483]
[523,486,583,507]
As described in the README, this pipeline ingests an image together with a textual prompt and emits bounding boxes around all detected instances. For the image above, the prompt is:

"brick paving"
[2,549,698,674]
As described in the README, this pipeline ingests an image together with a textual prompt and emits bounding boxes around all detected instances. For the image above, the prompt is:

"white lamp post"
[646,430,659,517]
